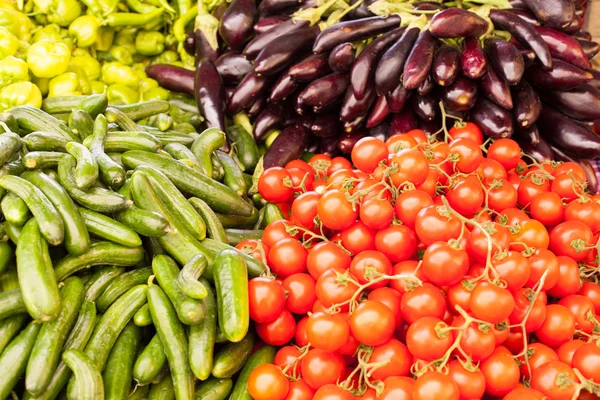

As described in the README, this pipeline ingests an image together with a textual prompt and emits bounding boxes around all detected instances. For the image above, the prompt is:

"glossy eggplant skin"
[328,43,355,73]
[418,74,435,96]
[562,14,584,34]
[350,27,405,99]
[403,30,436,90]
[538,84,600,121]
[269,70,298,102]
[480,65,513,110]
[537,107,600,159]
[485,38,525,86]
[195,29,219,66]
[516,123,540,145]
[412,92,438,122]
[298,73,350,111]
[576,159,599,195]
[257,0,306,17]
[386,82,412,113]
[338,131,366,154]
[340,86,376,122]
[512,80,541,128]
[430,8,489,38]
[313,15,401,54]
[535,27,590,70]
[253,102,287,140]
[469,97,514,138]
[375,27,420,95]
[440,75,478,112]
[432,44,461,86]
[366,95,390,128]
[244,18,309,58]
[253,15,289,34]
[263,124,310,168]
[505,8,540,25]
[146,64,194,96]
[289,54,331,82]
[214,52,254,84]
[577,39,600,60]
[347,0,375,19]
[461,37,487,79]
[227,71,270,114]
[254,26,319,76]
[195,58,227,132]
[219,0,257,51]
[389,107,418,136]
[521,0,575,29]
[343,114,367,133]
[311,113,342,138]
[248,95,267,116]
[573,31,592,41]
[489,9,552,69]
[515,135,554,163]
[521,50,536,69]
[525,59,593,90]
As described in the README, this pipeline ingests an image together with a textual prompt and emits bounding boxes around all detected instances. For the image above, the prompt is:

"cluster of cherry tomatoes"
[240,121,600,400]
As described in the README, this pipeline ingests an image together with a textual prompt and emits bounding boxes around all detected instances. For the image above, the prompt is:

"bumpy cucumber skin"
[133,333,167,385]
[62,349,105,400]
[0,322,42,400]
[103,322,141,400]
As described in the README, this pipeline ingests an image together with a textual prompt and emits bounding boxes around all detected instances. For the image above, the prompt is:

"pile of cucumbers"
[0,93,277,400]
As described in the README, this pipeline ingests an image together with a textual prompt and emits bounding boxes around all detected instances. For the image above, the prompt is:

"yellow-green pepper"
[108,45,133,65]
[106,83,138,104]
[48,72,81,97]
[90,80,105,94]
[68,15,100,47]
[0,1,17,10]
[27,39,71,78]
[139,77,158,93]
[114,28,136,54]
[0,27,19,58]
[142,86,169,101]
[31,24,62,43]
[70,55,101,80]
[95,26,114,51]
[0,8,32,41]
[0,56,28,89]
[101,62,139,88]
[135,30,165,56]
[67,64,91,95]
[152,49,179,64]
[32,76,49,96]
[47,0,81,26]
[0,81,42,110]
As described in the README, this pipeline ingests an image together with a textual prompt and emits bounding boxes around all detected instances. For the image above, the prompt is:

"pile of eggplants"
[146,0,600,173]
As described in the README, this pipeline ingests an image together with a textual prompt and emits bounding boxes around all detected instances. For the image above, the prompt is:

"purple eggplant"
[575,6,585,17]
[516,123,541,145]
[412,92,438,121]
[509,0,527,8]
[403,30,436,90]
[263,124,310,168]
[414,1,445,13]
[538,107,600,159]
[184,29,195,55]
[298,73,350,111]
[195,29,219,65]
[253,15,289,35]
[386,82,412,113]
[512,80,541,128]
[225,86,235,101]
[525,59,593,89]
[485,38,525,86]
[430,8,489,38]
[480,65,513,110]
[366,95,390,128]
[248,95,267,116]
[289,53,331,82]
[294,93,309,115]
[588,69,600,90]
[214,52,254,84]
[195,59,226,132]
[328,43,355,74]
[461,37,487,79]
[313,15,401,54]
[311,113,342,138]
[319,135,341,157]
[375,27,420,95]
[219,0,257,51]
[347,0,375,19]
[535,26,590,70]
[296,114,314,130]
[343,115,367,133]
[440,75,478,112]
[515,135,554,163]
[573,31,593,41]
[269,70,298,102]
[521,50,536,69]
[505,8,540,25]
[577,39,600,60]
[577,160,599,195]
[146,64,194,96]
[227,71,270,114]
[351,27,405,99]
[257,0,309,17]
[520,0,575,29]
[574,0,587,7]
[490,9,552,69]
[339,131,366,154]
[419,118,443,136]
[469,97,514,138]
[367,120,389,142]
[418,74,435,96]
[538,84,600,121]
[254,26,319,76]
[389,108,418,136]
[341,85,376,122]
[432,44,460,87]
[562,14,584,34]
[244,18,309,58]
[253,102,287,139]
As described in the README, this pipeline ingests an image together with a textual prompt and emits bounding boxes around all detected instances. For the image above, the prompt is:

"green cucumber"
[10,105,79,141]
[26,277,85,396]
[98,131,162,152]
[69,109,95,139]
[79,207,142,247]
[264,202,286,225]
[189,197,228,244]
[0,175,65,245]
[105,107,142,131]
[149,374,176,400]
[133,303,152,326]
[143,128,195,146]
[215,151,246,197]
[54,241,145,281]
[0,242,12,276]
[112,100,171,121]
[58,155,130,213]
[146,113,172,131]
[0,314,28,355]
[115,205,169,238]
[163,142,199,163]
[211,333,254,378]
[213,249,249,343]
[104,322,141,400]
[211,153,225,181]
[1,191,31,226]
[122,151,254,216]
[229,345,276,400]
[225,125,259,172]
[0,111,19,133]
[42,94,108,118]
[63,349,105,400]
[75,94,109,118]
[96,267,153,313]
[23,131,71,151]
[152,255,205,325]
[215,327,228,344]
[147,283,195,400]
[243,174,253,193]
[17,218,61,321]
[189,277,216,381]
[194,378,233,400]
[4,221,21,245]
[0,322,42,400]
[88,114,126,189]
[23,151,66,169]
[66,141,99,189]
[215,206,259,229]
[191,128,226,178]
[178,254,208,300]
[202,237,266,278]
[0,160,24,198]
[83,266,125,302]
[22,170,91,256]
[133,334,166,385]
[137,165,206,241]
[0,131,22,165]
[225,229,263,246]
[128,385,150,400]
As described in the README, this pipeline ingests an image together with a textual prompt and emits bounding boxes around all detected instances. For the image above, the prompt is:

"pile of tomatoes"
[241,122,600,400]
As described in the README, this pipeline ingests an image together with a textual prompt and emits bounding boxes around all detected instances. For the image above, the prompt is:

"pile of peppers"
[0,0,226,111]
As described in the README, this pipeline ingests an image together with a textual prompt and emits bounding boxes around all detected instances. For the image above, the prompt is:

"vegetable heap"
[151,0,600,169]
[245,126,600,399]
[0,96,273,400]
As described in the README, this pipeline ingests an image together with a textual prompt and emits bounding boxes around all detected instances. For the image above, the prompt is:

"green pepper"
[114,28,136,54]
[27,39,71,78]
[108,45,133,65]
[0,1,17,10]
[70,55,101,80]
[142,86,169,101]
[125,0,157,14]
[13,39,29,61]
[48,72,81,97]
[31,24,62,43]
[104,7,164,27]
[152,50,179,64]
[179,48,195,69]
[0,81,42,111]
[68,15,100,47]
[95,26,114,51]
[0,27,19,58]
[97,0,119,16]
[0,56,28,89]
[101,61,139,88]
[67,64,92,95]
[173,6,198,43]
[106,83,138,104]
[90,80,105,94]
[0,8,32,41]
[135,30,165,56]
[46,0,81,26]
[139,77,158,93]
[32,76,49,96]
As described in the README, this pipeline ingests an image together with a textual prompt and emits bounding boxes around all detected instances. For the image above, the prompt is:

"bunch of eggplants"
[146,0,600,174]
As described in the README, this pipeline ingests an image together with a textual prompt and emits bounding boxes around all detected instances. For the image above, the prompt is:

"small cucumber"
[23,151,66,170]
[0,322,42,400]
[0,314,28,355]
[163,142,199,163]
[225,229,263,246]
[4,221,21,245]
[0,160,24,198]
[194,378,233,400]
[211,333,254,378]
[63,349,105,400]
[0,242,13,276]
[105,107,143,131]
[189,278,216,381]
[229,345,276,400]
[133,303,152,326]
[191,128,226,178]
[1,191,31,226]
[66,141,99,189]
[42,94,108,118]
[23,131,71,152]
[133,334,166,385]
[189,197,228,244]
[263,202,286,225]
[112,100,171,121]
[88,114,126,189]
[202,237,266,278]
[69,109,95,139]
[128,385,150,400]
[0,131,22,165]
[178,254,208,300]
[76,94,109,118]
[79,207,142,247]
[16,219,61,321]
[10,106,78,140]
[104,322,141,400]
[83,266,125,302]
[96,267,153,313]
[226,125,259,172]
[54,241,145,281]
[215,151,247,197]
[149,374,176,400]
[115,205,169,238]
[144,128,195,146]
[215,207,259,229]
[100,131,162,152]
